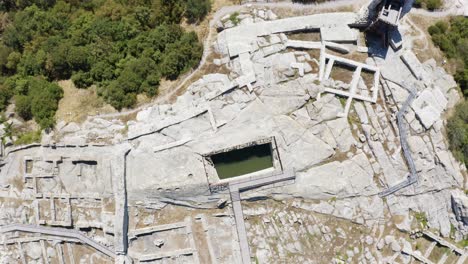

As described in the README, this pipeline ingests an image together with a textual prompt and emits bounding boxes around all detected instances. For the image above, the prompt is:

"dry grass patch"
[428,244,452,263]
[129,204,227,229]
[361,70,375,89]
[56,80,115,124]
[326,49,369,63]
[330,64,355,84]
[212,0,236,11]
[406,14,448,71]
[272,4,357,19]
[307,49,322,61]
[288,31,321,41]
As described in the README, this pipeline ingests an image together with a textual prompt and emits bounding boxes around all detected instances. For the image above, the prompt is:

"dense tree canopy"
[0,0,208,128]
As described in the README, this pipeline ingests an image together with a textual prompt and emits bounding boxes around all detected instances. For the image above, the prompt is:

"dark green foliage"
[160,32,202,79]
[0,0,56,12]
[101,82,137,110]
[2,5,66,50]
[414,0,442,10]
[455,69,467,95]
[15,95,32,120]
[447,102,468,165]
[429,17,468,165]
[0,45,13,73]
[185,0,211,24]
[429,17,468,95]
[71,71,92,88]
[0,84,13,111]
[13,77,63,129]
[0,0,206,114]
[229,12,240,26]
[14,129,42,145]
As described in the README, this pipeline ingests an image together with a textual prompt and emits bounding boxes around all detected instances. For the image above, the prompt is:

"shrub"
[14,129,41,145]
[101,82,136,110]
[0,83,13,110]
[14,94,32,120]
[185,0,211,24]
[13,77,62,128]
[71,71,92,89]
[414,0,442,10]
[229,12,240,26]
[426,0,442,10]
[429,17,467,95]
[414,211,428,228]
[455,69,467,96]
[447,101,468,164]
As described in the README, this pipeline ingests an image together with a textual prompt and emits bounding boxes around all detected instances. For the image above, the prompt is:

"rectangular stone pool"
[210,143,273,179]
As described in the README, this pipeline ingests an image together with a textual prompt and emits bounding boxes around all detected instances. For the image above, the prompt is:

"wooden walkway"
[379,82,418,197]
[0,224,116,258]
[228,168,296,263]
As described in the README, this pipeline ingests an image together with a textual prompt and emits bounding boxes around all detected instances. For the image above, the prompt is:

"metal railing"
[379,82,418,197]
[0,223,116,258]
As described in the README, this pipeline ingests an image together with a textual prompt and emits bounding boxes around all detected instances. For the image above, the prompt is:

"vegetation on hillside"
[0,0,209,128]
[429,17,468,165]
[429,18,468,95]
[414,0,443,10]
[447,102,468,164]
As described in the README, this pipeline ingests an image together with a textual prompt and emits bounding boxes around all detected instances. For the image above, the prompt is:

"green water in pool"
[211,143,273,179]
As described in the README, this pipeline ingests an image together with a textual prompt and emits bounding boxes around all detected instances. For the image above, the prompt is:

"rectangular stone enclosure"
[203,137,282,184]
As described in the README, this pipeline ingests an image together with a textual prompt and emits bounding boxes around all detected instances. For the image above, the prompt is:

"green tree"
[71,71,92,88]
[15,94,32,120]
[12,77,62,128]
[134,6,151,28]
[0,84,13,111]
[447,102,468,164]
[17,50,47,76]
[6,51,21,70]
[3,5,64,50]
[429,17,467,95]
[0,45,12,73]
[90,61,115,82]
[426,0,442,10]
[101,82,136,110]
[455,69,467,97]
[185,0,211,24]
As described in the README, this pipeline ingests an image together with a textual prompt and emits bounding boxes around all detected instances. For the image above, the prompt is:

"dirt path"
[405,16,428,51]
